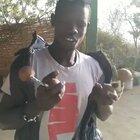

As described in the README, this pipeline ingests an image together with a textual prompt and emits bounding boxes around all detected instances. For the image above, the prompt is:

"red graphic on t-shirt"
[48,83,78,140]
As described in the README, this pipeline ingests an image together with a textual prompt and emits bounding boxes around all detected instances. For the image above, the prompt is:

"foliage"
[135,57,140,71]
[122,56,140,71]
[0,0,56,25]
[97,29,124,49]
[125,12,140,49]
[96,29,140,71]
[97,29,136,68]
[105,0,140,71]
[124,5,140,69]
[123,56,135,69]
[107,0,139,48]
[108,7,125,36]
[131,0,140,7]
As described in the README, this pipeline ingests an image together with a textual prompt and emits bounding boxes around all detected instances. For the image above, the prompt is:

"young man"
[0,0,119,140]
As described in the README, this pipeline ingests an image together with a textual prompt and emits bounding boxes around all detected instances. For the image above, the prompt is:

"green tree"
[124,3,140,69]
[125,11,140,49]
[97,29,133,68]
[106,0,140,70]
[0,0,56,25]
[131,0,140,7]
[108,7,125,36]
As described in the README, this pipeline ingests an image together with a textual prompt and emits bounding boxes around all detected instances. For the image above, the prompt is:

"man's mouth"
[66,38,74,42]
[65,36,77,43]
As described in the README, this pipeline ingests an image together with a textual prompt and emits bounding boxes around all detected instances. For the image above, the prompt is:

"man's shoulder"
[88,51,113,83]
[34,46,48,56]
[78,51,101,66]
[78,50,113,83]
[78,50,93,61]
[33,46,53,65]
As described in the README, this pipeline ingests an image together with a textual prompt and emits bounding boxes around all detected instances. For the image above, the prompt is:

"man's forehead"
[55,0,91,18]
[58,0,92,5]
[67,0,91,4]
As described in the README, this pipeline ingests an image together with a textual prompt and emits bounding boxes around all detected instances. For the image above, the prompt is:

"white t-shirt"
[33,48,103,140]
[1,47,103,140]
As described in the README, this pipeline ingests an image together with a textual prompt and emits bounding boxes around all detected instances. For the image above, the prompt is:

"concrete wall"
[0,22,54,77]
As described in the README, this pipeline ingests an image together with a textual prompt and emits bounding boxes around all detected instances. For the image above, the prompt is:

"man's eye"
[57,20,68,25]
[78,22,87,28]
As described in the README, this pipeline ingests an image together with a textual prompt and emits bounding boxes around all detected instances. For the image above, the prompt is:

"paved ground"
[0,86,140,140]
[99,86,140,140]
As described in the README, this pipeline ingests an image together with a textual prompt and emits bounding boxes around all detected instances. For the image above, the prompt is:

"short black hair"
[55,0,91,17]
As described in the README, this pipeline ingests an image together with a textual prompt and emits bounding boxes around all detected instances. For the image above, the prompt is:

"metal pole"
[86,0,98,53]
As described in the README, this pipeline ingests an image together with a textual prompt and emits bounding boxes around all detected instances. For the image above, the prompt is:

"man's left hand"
[89,83,119,105]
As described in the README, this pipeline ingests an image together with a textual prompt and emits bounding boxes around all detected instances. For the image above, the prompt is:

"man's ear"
[88,22,90,27]
[51,13,55,26]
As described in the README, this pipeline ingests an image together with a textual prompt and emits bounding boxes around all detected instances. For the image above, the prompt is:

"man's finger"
[91,83,102,94]
[103,84,115,93]
[47,82,64,95]
[42,70,59,84]
[108,91,118,101]
[36,85,49,97]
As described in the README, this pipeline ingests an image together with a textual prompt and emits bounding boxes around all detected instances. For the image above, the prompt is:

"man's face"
[52,4,90,51]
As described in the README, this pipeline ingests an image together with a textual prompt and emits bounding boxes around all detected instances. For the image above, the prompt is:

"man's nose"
[68,25,78,35]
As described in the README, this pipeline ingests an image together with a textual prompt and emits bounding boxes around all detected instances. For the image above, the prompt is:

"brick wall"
[0,22,54,77]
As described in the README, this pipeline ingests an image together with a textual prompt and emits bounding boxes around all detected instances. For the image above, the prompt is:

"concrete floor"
[0,86,140,140]
[99,86,140,140]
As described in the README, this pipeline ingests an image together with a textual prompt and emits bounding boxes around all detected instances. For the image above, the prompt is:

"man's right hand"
[36,71,65,111]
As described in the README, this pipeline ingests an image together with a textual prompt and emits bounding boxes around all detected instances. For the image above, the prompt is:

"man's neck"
[48,42,77,67]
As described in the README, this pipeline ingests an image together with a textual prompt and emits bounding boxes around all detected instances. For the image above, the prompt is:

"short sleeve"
[1,74,11,95]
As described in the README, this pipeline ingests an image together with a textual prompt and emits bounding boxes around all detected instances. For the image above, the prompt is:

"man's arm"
[0,92,38,130]
[0,93,26,130]
[91,83,119,121]
[95,104,113,121]
[95,81,124,121]
[0,71,64,130]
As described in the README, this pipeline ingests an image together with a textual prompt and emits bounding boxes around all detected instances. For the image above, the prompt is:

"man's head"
[51,0,91,51]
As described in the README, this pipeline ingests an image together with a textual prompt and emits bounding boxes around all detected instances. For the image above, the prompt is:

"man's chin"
[57,39,80,51]
[60,43,78,51]
[66,44,78,51]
